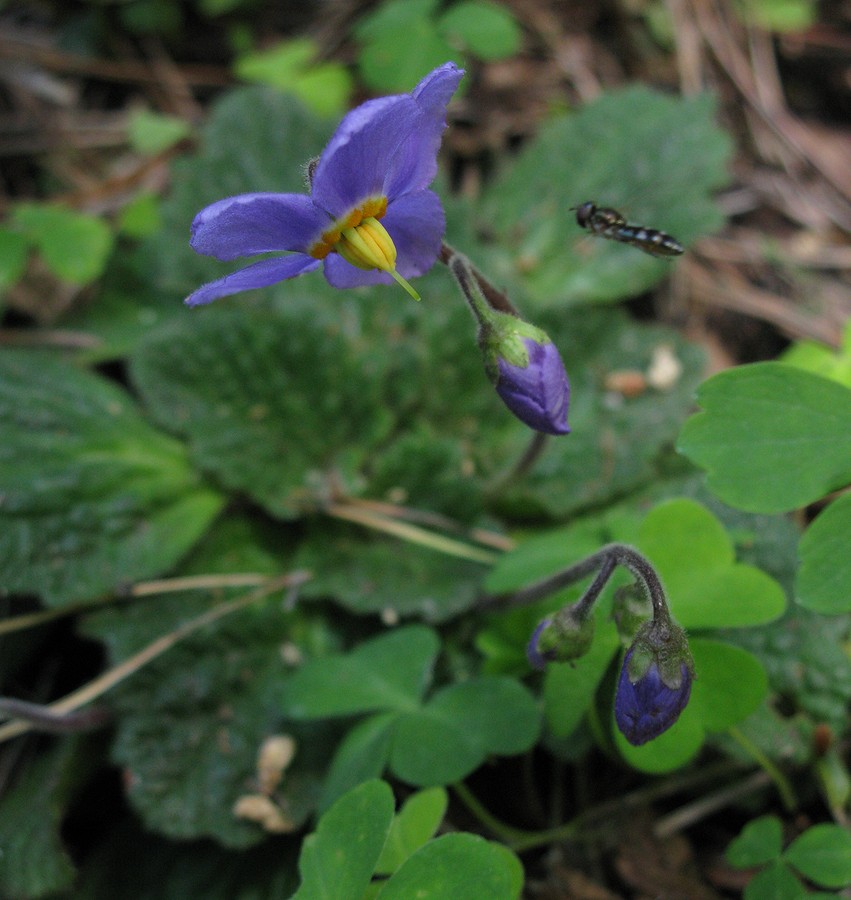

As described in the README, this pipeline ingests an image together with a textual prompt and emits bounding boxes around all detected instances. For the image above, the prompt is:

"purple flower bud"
[527,606,595,670]
[614,646,692,746]
[526,618,553,670]
[495,337,571,436]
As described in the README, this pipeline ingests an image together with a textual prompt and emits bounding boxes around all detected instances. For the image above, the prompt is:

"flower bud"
[527,605,595,670]
[614,620,694,745]
[491,333,571,435]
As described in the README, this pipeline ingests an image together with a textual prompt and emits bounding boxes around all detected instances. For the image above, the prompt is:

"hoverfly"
[573,201,684,259]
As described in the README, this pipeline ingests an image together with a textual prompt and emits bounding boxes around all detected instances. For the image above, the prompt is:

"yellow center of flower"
[308,197,420,300]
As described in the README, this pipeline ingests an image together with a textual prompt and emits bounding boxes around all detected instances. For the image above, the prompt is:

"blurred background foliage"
[0,0,849,896]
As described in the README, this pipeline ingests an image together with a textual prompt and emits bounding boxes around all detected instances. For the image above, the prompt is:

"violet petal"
[185,255,320,307]
[190,193,329,261]
[311,95,420,216]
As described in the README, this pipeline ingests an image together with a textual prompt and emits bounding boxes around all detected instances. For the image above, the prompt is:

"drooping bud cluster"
[513,543,695,747]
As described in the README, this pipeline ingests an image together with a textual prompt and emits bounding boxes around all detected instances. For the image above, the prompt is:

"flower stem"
[440,242,520,315]
[728,725,797,810]
[480,543,670,624]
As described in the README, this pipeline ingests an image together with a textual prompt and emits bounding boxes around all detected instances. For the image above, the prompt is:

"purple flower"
[526,618,553,670]
[614,646,692,746]
[495,336,571,435]
[185,62,464,306]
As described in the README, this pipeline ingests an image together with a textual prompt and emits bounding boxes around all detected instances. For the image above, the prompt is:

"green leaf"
[783,824,851,888]
[678,363,851,513]
[58,253,179,363]
[235,38,352,117]
[295,521,489,622]
[637,498,786,628]
[0,227,28,288]
[118,191,162,238]
[390,677,540,785]
[726,815,784,867]
[0,350,224,606]
[85,594,327,847]
[475,87,731,307]
[0,741,86,897]
[375,787,448,875]
[743,861,806,900]
[127,109,191,154]
[796,493,851,614]
[375,833,522,899]
[724,606,851,737]
[438,1,521,59]
[282,626,439,718]
[320,713,397,812]
[11,203,114,284]
[293,780,395,900]
[130,305,394,519]
[355,0,459,94]
[781,322,851,389]
[740,0,817,31]
[283,629,539,788]
[690,637,769,732]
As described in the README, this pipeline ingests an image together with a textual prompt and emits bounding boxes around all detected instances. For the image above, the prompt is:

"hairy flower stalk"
[449,253,570,435]
[185,63,464,306]
[507,543,694,745]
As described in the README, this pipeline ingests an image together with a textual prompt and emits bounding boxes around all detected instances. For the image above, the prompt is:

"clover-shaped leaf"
[391,677,541,785]
[796,492,851,614]
[726,815,783,868]
[292,782,522,900]
[783,824,851,889]
[281,626,438,718]
[375,833,523,900]
[292,780,395,900]
[678,363,851,513]
[637,498,787,628]
[281,627,540,792]
[375,787,448,876]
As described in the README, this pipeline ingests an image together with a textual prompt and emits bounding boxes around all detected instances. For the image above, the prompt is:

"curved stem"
[440,242,519,315]
[728,726,797,811]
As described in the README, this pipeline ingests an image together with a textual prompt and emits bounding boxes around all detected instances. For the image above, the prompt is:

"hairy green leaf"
[130,305,393,519]
[476,87,731,307]
[0,350,224,606]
